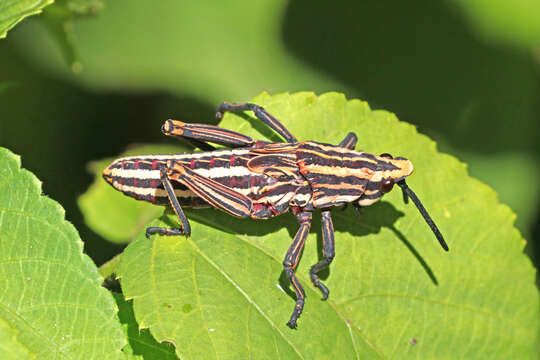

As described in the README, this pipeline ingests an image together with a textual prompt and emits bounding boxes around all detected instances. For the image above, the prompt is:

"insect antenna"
[397,180,449,251]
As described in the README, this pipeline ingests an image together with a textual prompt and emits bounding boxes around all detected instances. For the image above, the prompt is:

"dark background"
[1,0,538,280]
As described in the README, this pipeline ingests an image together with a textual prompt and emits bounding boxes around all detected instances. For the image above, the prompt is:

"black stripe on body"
[300,142,378,161]
[304,173,371,186]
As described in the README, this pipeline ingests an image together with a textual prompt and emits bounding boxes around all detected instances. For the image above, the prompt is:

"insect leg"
[162,119,255,149]
[310,210,335,300]
[166,161,252,218]
[338,132,358,149]
[283,211,312,328]
[146,167,191,238]
[216,102,298,143]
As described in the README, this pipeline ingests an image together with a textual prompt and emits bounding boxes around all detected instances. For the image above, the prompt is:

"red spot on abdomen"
[133,178,139,186]
[151,179,160,188]
[230,155,236,165]
[134,159,140,168]
[190,159,195,169]
[152,159,158,170]
[210,157,215,167]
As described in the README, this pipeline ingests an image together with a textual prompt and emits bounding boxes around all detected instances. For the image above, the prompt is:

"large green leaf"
[109,92,538,358]
[0,0,53,39]
[0,148,125,358]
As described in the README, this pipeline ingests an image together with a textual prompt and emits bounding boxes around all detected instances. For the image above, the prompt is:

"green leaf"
[0,0,53,39]
[446,150,540,239]
[99,253,122,280]
[111,92,539,358]
[78,144,186,244]
[113,292,178,359]
[0,317,34,359]
[0,147,125,358]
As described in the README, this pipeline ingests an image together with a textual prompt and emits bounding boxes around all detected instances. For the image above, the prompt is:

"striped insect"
[103,102,448,328]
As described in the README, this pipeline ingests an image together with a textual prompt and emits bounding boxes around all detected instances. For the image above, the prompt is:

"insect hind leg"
[162,119,255,149]
[216,102,298,143]
[146,166,191,238]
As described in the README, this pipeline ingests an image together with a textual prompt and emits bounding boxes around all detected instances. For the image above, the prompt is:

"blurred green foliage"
[453,0,540,48]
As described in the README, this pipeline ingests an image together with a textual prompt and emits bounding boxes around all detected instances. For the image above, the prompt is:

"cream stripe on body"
[111,165,254,181]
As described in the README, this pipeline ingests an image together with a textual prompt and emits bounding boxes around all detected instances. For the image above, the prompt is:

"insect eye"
[381,178,395,193]
[379,153,393,159]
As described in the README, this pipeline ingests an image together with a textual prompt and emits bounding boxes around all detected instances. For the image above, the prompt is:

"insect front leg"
[162,119,256,150]
[216,102,298,143]
[146,167,191,238]
[283,211,312,328]
[310,210,335,300]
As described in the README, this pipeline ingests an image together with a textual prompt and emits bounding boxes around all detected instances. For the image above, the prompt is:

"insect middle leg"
[283,211,312,328]
[310,210,335,300]
[216,102,298,143]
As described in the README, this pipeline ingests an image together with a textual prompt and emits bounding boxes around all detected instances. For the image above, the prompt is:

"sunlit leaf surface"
[106,93,539,358]
[0,0,53,39]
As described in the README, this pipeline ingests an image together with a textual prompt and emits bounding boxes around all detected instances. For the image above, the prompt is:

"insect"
[103,102,448,328]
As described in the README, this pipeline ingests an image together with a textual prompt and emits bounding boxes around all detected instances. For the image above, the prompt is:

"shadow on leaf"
[182,199,440,302]
[112,292,179,359]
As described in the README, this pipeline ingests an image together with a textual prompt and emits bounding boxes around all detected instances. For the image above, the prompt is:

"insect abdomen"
[103,148,270,207]
[103,155,205,206]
